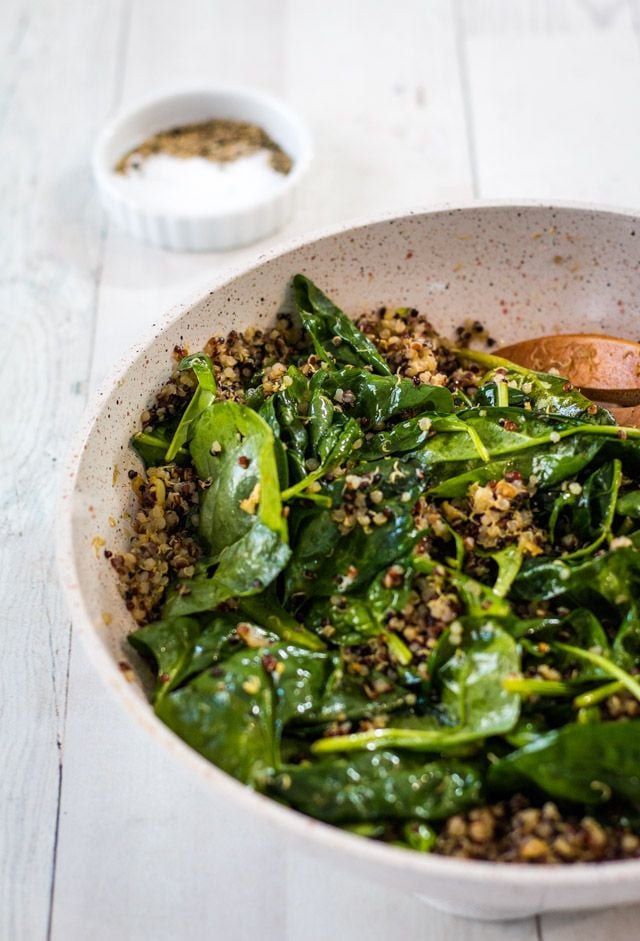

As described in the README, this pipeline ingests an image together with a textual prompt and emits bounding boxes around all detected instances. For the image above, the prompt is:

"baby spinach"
[190,401,287,554]
[165,401,291,618]
[165,353,217,461]
[617,490,640,519]
[267,751,483,823]
[293,274,391,375]
[613,606,640,671]
[310,366,454,424]
[312,620,520,755]
[513,546,640,616]
[284,499,417,600]
[131,427,188,467]
[164,522,291,618]
[156,648,277,784]
[281,418,361,502]
[459,348,614,423]
[126,275,640,854]
[129,613,244,701]
[488,721,640,807]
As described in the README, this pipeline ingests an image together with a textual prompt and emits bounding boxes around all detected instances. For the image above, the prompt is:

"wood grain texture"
[89,0,474,389]
[3,0,640,938]
[460,0,640,203]
[0,1,127,938]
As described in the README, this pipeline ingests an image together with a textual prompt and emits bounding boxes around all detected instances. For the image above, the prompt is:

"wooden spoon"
[498,333,640,425]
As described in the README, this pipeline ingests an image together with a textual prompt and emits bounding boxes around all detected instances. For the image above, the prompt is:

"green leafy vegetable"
[156,648,277,784]
[165,354,217,461]
[488,721,640,807]
[165,401,290,618]
[312,621,520,754]
[293,274,391,375]
[124,275,640,859]
[267,751,483,823]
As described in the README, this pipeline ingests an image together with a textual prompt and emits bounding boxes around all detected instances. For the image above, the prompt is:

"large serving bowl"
[58,204,640,920]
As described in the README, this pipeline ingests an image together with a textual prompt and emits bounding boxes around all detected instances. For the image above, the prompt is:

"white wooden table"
[4,1,640,938]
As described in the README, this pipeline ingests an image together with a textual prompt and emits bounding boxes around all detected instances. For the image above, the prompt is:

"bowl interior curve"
[61,204,640,916]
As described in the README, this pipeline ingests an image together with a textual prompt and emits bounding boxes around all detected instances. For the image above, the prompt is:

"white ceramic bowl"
[58,203,640,921]
[93,87,313,251]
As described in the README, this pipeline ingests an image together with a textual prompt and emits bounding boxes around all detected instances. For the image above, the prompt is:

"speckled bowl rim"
[57,200,640,899]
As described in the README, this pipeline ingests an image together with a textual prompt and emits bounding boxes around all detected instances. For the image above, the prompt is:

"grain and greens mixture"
[113,275,640,863]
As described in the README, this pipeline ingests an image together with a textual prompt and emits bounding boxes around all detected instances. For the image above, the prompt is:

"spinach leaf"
[427,619,521,733]
[269,366,310,481]
[156,648,276,784]
[512,609,610,657]
[239,589,327,652]
[293,274,391,375]
[257,395,290,489]
[305,558,417,645]
[281,418,362,502]
[267,751,483,823]
[129,613,244,700]
[129,615,201,698]
[617,490,640,519]
[459,349,614,423]
[488,721,640,806]
[613,605,640,671]
[310,366,453,425]
[312,620,520,754]
[284,499,417,600]
[490,545,524,598]
[305,664,415,725]
[284,454,434,601]
[265,645,337,732]
[550,460,622,559]
[164,401,291,618]
[359,406,629,497]
[308,387,343,460]
[513,546,640,615]
[191,401,287,554]
[165,354,217,461]
[164,522,291,618]
[429,435,604,498]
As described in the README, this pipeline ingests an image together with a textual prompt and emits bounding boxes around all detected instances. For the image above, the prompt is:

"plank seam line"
[452,0,480,199]
[45,622,72,941]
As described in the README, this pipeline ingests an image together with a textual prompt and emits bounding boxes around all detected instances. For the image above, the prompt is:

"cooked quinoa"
[435,797,640,863]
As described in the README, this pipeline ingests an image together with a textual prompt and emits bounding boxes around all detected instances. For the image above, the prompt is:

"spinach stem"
[132,431,188,461]
[310,726,476,755]
[555,643,640,702]
[502,677,575,697]
[383,631,413,666]
[496,380,510,408]
[573,680,624,708]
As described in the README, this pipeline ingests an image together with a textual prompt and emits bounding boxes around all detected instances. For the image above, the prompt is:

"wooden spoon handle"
[605,403,640,427]
[498,333,640,405]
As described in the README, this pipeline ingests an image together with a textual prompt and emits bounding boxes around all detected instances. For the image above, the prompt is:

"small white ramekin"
[93,87,313,252]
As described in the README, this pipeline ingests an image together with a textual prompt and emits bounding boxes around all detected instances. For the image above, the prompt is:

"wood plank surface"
[2,1,640,938]
[458,2,640,937]
[461,0,640,204]
[0,2,126,938]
